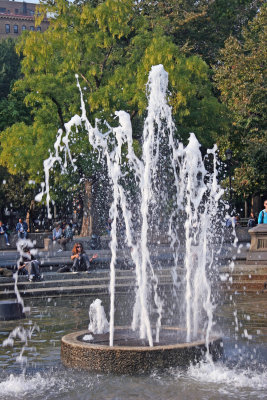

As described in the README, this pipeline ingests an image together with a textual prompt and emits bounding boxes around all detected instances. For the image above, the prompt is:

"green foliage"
[0,0,225,210]
[0,167,9,217]
[0,122,55,179]
[214,4,267,197]
[139,0,264,64]
[0,91,32,131]
[14,0,223,151]
[0,38,21,98]
[0,39,34,217]
[2,174,38,211]
[0,38,31,131]
[0,0,264,220]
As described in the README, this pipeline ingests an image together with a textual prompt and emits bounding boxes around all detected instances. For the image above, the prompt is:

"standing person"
[18,247,42,281]
[258,200,267,224]
[57,242,97,273]
[0,221,10,246]
[16,218,28,239]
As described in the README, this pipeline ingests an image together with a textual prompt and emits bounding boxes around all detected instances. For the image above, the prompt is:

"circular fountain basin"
[0,300,25,321]
[61,327,223,374]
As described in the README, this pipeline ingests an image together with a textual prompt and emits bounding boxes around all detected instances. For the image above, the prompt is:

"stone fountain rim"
[62,326,221,352]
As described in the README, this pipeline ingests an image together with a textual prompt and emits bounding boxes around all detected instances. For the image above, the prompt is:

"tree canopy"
[0,0,265,224]
[139,0,264,64]
[214,4,267,197]
[1,0,225,178]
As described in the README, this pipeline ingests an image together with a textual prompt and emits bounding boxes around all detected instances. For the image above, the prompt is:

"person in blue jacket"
[16,218,28,239]
[258,200,267,224]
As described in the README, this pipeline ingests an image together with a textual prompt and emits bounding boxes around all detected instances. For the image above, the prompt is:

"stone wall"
[0,232,50,250]
[247,224,267,264]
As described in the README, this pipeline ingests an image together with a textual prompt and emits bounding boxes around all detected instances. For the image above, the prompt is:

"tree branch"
[94,46,113,88]
[50,96,66,132]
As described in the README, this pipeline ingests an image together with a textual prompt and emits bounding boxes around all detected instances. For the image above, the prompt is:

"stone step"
[0,276,130,291]
[0,267,183,283]
[0,283,131,299]
[220,264,267,273]
[0,268,178,300]
[1,272,175,291]
[220,280,266,292]
[0,279,174,300]
[220,273,267,282]
[0,251,181,270]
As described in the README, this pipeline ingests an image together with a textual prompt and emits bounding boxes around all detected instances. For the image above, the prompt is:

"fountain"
[33,64,224,372]
[1,64,266,398]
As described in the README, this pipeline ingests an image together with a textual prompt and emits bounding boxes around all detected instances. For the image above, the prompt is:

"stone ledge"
[61,328,223,374]
[0,232,49,250]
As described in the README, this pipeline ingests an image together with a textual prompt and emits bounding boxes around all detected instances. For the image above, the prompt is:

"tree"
[0,38,31,130]
[1,0,226,234]
[214,5,267,199]
[0,39,33,225]
[0,38,21,99]
[139,0,264,64]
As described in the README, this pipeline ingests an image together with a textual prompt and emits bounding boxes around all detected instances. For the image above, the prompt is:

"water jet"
[40,64,224,372]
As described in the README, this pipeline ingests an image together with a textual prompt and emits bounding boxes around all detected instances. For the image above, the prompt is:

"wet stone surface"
[61,328,223,374]
[78,329,194,346]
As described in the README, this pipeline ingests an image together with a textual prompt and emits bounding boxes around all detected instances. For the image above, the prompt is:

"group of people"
[17,240,98,280]
[51,222,74,251]
[16,241,98,281]
[0,217,99,281]
[225,200,267,228]
[2,201,267,281]
[247,200,267,227]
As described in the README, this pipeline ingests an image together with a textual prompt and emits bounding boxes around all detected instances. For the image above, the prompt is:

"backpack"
[248,218,256,227]
[260,210,266,223]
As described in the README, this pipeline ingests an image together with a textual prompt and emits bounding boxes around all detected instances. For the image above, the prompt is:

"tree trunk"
[80,179,93,237]
[244,198,248,218]
[26,200,35,232]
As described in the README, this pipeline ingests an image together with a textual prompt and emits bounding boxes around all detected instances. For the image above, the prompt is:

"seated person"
[247,212,257,227]
[0,220,10,246]
[106,218,112,236]
[57,223,73,252]
[52,224,63,243]
[16,218,28,239]
[17,247,42,281]
[57,242,97,273]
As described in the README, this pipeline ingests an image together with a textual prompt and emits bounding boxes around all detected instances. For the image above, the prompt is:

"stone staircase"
[219,264,267,292]
[0,269,176,300]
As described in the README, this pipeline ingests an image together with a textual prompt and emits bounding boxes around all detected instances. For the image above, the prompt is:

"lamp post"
[225,149,232,201]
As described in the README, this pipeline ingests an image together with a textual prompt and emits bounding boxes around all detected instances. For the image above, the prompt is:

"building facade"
[0,0,49,40]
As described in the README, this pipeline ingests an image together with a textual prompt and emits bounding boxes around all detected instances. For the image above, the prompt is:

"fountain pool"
[0,292,266,400]
[1,64,266,397]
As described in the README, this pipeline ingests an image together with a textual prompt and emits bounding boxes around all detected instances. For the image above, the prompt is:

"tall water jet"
[36,64,224,368]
